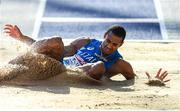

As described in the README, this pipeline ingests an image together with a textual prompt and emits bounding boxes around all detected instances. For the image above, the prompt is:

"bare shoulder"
[64,37,91,57]
[70,37,91,50]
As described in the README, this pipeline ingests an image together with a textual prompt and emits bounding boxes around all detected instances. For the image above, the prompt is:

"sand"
[0,40,180,110]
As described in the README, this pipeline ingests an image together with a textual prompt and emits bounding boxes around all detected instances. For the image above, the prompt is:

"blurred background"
[0,0,180,41]
[1,0,180,63]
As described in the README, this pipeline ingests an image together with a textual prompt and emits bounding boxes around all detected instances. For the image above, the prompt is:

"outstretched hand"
[145,68,170,86]
[3,24,23,40]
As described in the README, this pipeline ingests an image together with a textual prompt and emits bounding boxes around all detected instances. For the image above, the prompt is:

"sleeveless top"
[63,39,123,70]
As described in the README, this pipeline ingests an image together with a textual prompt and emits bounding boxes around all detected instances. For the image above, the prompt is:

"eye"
[106,39,111,43]
[113,43,118,47]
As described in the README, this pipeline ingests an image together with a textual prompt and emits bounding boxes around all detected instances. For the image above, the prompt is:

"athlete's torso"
[63,39,123,70]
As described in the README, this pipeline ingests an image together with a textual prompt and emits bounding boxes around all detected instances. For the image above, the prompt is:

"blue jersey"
[63,39,123,70]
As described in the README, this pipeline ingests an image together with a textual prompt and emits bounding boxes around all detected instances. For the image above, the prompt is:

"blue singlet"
[63,39,123,70]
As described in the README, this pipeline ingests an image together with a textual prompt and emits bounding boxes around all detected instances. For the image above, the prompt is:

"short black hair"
[104,25,126,41]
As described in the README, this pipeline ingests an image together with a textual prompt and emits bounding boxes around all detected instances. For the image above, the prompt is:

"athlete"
[3,24,170,84]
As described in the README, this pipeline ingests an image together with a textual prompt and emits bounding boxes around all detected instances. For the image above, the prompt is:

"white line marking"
[41,17,159,23]
[32,0,47,39]
[154,0,168,40]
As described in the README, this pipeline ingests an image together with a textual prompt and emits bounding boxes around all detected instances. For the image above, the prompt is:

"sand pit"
[0,52,66,83]
[0,42,180,110]
[146,79,165,86]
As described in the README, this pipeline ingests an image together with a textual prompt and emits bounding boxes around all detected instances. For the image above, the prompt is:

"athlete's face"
[101,32,124,55]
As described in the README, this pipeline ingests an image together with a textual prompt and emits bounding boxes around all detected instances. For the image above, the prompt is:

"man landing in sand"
[3,24,170,84]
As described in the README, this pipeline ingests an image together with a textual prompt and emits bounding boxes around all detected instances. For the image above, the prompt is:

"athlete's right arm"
[3,24,36,45]
[64,37,91,57]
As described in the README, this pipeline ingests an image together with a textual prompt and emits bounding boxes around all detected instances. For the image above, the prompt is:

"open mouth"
[104,47,111,53]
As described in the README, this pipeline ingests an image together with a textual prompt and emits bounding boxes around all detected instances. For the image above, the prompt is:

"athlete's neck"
[100,45,109,57]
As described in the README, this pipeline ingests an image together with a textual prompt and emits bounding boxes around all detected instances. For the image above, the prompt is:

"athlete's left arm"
[78,61,106,80]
